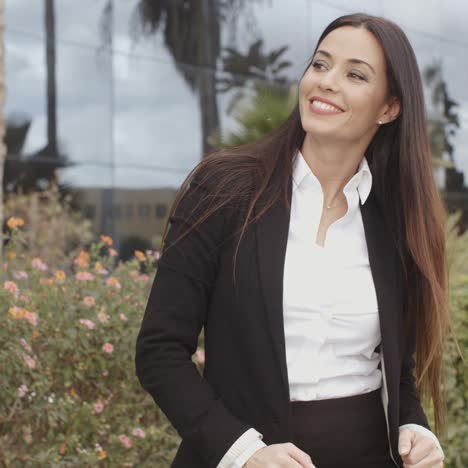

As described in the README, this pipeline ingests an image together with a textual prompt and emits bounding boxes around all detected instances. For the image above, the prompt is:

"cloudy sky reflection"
[5,0,468,189]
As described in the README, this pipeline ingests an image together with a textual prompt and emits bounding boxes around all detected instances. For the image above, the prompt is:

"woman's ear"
[382,97,401,123]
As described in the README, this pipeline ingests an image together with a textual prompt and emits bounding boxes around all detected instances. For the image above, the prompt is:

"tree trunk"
[45,0,58,157]
[0,0,6,265]
[198,0,220,157]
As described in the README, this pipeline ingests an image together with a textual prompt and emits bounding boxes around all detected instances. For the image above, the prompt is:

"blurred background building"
[4,0,468,252]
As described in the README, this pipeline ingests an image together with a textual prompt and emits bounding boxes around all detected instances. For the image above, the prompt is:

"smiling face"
[299,25,400,145]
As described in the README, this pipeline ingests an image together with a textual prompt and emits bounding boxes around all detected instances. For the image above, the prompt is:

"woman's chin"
[302,124,344,139]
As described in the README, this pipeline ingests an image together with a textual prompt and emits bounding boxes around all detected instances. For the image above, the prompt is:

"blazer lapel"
[360,190,402,399]
[255,175,293,401]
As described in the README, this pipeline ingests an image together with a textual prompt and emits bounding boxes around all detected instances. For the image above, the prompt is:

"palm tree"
[130,0,268,158]
[218,39,292,113]
[0,0,6,261]
[423,60,460,170]
[3,0,68,195]
[212,83,297,148]
[423,60,464,190]
[131,0,221,157]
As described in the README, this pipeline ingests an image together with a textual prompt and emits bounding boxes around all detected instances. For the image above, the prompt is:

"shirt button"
[320,305,333,320]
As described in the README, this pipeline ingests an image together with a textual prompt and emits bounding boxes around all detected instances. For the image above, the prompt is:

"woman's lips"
[308,99,344,115]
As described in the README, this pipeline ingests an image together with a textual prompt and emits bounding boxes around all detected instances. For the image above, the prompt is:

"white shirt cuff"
[399,424,444,459]
[232,439,267,468]
[216,428,265,468]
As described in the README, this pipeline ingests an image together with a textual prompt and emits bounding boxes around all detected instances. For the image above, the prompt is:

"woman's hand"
[399,428,444,467]
[243,442,316,467]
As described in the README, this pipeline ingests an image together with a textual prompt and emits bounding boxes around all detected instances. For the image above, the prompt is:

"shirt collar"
[292,150,373,205]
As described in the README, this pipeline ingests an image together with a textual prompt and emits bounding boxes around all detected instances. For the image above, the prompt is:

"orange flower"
[83,296,96,307]
[93,262,109,275]
[9,308,38,326]
[9,306,25,319]
[69,387,77,398]
[134,250,146,262]
[73,250,89,268]
[100,235,113,246]
[98,450,107,460]
[59,443,67,455]
[31,330,39,340]
[105,277,121,289]
[7,251,16,260]
[7,217,25,229]
[40,278,55,285]
[55,270,66,282]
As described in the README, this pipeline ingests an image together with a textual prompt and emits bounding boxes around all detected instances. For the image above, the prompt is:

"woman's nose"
[318,70,340,92]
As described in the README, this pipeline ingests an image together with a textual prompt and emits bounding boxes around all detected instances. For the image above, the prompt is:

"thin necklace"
[325,193,343,209]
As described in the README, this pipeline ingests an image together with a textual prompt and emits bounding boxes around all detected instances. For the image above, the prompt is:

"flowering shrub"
[4,185,94,267]
[0,219,205,466]
[1,212,466,466]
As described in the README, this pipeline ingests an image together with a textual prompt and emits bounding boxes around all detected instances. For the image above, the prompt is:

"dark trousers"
[290,388,396,468]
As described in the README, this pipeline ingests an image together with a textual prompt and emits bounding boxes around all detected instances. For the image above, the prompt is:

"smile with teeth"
[310,99,343,113]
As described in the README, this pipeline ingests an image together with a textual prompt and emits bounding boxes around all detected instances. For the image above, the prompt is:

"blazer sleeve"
[134,177,252,467]
[399,311,431,429]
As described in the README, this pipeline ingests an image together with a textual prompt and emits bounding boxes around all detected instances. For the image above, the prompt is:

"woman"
[135,13,450,468]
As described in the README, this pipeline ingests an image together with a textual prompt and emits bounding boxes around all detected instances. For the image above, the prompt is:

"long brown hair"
[162,13,453,436]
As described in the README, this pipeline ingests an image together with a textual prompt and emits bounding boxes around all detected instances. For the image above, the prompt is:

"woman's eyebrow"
[315,49,376,75]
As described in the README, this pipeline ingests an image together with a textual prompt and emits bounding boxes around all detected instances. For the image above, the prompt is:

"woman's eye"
[350,72,366,81]
[311,61,325,70]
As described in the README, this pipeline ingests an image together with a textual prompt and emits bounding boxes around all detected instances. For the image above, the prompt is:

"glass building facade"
[5,0,468,251]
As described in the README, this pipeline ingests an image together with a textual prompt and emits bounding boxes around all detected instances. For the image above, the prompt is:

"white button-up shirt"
[217,150,443,468]
[284,148,381,401]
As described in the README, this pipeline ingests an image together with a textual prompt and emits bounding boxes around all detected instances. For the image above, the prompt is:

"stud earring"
[378,120,383,125]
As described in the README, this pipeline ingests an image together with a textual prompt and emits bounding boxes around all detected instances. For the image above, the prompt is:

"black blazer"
[135,172,430,468]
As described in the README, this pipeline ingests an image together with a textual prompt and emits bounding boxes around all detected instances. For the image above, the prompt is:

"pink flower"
[13,271,28,280]
[4,281,19,298]
[20,338,32,353]
[154,251,161,261]
[102,370,109,377]
[94,399,104,414]
[76,271,95,281]
[102,342,113,354]
[83,296,96,307]
[132,427,146,438]
[195,349,205,365]
[118,434,132,449]
[24,354,36,369]
[119,313,128,322]
[138,274,149,282]
[97,311,109,323]
[79,318,96,330]
[94,262,109,275]
[24,311,38,326]
[31,258,48,271]
[18,384,28,398]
